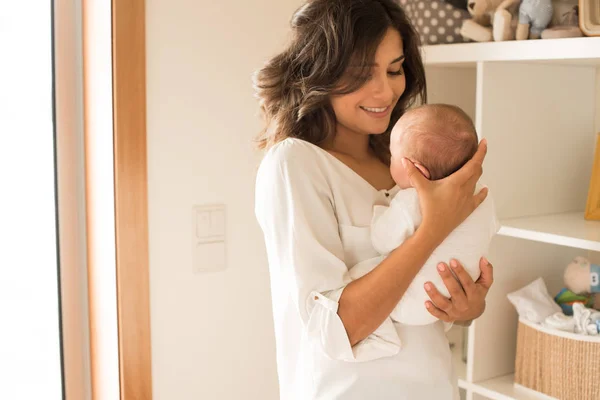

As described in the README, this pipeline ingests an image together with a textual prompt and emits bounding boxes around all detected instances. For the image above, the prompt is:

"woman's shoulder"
[258,138,326,173]
[263,137,322,162]
[256,138,333,192]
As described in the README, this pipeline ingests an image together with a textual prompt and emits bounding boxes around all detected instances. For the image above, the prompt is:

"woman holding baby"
[253,1,494,399]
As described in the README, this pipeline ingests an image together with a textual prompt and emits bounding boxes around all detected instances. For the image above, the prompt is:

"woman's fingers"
[402,158,429,191]
[424,259,494,324]
[449,259,476,295]
[437,262,469,312]
[473,186,489,208]
[425,301,452,322]
[476,257,494,291]
[424,281,453,313]
[452,139,487,184]
[471,138,488,166]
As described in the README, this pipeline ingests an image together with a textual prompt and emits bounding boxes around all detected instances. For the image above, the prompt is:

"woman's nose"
[371,75,394,101]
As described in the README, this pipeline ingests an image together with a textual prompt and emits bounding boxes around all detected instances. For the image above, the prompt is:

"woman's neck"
[323,125,372,162]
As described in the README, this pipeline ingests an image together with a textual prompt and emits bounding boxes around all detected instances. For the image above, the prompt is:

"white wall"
[0,3,62,399]
[146,1,302,399]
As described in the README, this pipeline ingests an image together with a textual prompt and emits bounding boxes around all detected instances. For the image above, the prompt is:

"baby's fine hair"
[397,104,478,180]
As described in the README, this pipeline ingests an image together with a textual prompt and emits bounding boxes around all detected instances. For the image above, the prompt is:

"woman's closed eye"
[388,66,404,76]
[388,55,405,76]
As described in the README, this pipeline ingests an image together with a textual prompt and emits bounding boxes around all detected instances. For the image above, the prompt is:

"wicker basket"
[515,319,600,400]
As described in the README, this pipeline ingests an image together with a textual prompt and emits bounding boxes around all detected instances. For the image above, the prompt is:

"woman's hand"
[402,139,488,246]
[423,257,494,323]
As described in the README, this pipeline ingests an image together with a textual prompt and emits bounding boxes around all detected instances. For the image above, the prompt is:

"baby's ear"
[414,163,431,180]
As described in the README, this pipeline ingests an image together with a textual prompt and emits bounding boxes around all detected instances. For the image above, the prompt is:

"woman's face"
[330,28,407,137]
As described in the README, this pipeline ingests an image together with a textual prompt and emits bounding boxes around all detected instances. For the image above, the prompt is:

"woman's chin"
[367,123,391,135]
[351,119,391,136]
[370,128,388,135]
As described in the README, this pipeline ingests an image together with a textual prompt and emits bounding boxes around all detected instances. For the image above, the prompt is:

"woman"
[253,1,493,399]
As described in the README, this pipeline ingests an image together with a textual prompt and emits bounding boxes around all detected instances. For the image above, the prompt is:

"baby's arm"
[371,188,422,255]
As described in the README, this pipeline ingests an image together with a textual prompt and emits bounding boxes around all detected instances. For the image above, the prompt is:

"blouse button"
[385,192,389,197]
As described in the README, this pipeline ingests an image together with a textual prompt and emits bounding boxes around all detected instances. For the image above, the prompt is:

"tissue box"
[514,319,600,400]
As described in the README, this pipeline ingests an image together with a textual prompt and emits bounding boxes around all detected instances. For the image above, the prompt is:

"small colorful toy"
[554,288,595,315]
[562,256,600,312]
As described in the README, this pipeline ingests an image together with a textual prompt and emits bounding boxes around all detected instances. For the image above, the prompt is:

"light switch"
[209,209,225,237]
[196,211,211,239]
[194,241,226,273]
[193,204,227,273]
[194,204,225,241]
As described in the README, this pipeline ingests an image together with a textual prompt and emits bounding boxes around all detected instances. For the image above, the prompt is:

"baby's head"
[390,104,478,189]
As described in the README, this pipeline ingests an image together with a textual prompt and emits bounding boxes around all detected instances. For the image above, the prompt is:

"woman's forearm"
[338,224,441,346]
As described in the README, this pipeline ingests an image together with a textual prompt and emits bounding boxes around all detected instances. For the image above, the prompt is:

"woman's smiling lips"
[360,105,392,118]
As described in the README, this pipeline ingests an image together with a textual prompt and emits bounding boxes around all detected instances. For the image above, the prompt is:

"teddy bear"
[563,256,600,311]
[461,0,521,42]
[516,0,554,40]
[461,0,556,41]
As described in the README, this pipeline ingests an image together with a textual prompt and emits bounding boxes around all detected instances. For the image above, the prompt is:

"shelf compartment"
[470,374,557,400]
[421,37,600,67]
[499,212,600,252]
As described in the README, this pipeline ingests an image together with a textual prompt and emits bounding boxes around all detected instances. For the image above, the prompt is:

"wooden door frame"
[112,0,153,399]
[83,0,152,398]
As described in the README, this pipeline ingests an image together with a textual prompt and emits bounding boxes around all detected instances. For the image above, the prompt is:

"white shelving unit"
[499,212,600,252]
[424,37,600,400]
[422,37,600,66]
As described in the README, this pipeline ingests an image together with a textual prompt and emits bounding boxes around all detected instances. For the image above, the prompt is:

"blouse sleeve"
[255,140,400,362]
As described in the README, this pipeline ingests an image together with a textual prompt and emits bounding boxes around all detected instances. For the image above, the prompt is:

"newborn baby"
[349,104,499,358]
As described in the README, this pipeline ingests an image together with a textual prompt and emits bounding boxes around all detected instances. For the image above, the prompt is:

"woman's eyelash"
[388,69,403,76]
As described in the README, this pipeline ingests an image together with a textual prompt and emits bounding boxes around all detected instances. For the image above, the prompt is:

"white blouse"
[255,138,458,400]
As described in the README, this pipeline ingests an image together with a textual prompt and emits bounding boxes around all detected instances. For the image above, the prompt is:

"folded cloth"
[507,278,561,323]
[543,303,600,335]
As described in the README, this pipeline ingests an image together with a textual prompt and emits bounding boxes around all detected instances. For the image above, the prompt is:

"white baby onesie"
[349,185,499,329]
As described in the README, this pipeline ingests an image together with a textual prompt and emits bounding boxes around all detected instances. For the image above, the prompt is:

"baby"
[349,104,499,358]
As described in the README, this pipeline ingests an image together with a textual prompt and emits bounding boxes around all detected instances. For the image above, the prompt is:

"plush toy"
[516,0,554,40]
[554,288,595,315]
[461,0,521,42]
[564,256,600,311]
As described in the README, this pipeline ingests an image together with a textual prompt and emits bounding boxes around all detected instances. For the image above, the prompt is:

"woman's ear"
[414,162,431,179]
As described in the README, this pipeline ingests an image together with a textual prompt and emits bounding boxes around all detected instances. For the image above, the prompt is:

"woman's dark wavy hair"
[253,0,427,163]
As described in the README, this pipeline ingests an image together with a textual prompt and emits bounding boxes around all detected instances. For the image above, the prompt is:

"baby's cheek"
[390,161,411,189]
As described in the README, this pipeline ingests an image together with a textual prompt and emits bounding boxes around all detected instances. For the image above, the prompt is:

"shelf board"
[469,374,557,400]
[421,37,600,67]
[498,212,600,252]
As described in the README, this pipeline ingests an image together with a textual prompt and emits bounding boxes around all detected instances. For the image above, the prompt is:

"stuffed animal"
[516,0,554,39]
[461,0,521,42]
[564,256,600,311]
[554,288,595,315]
